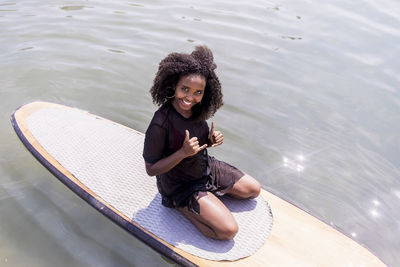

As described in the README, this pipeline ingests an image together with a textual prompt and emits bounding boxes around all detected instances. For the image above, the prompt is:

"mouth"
[181,99,192,108]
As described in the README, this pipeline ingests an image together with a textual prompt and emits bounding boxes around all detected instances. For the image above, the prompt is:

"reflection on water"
[282,154,305,172]
[60,6,90,11]
[1,0,400,266]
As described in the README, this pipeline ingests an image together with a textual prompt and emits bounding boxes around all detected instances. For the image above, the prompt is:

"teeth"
[182,99,191,105]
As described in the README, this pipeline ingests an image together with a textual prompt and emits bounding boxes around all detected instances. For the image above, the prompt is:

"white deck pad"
[25,106,273,261]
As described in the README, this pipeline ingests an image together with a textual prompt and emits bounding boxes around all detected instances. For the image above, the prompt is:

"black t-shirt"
[143,102,211,196]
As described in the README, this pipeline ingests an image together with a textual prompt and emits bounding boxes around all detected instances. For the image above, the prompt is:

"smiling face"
[172,74,206,118]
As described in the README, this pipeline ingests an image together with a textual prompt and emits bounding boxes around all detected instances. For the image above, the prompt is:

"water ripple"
[1,0,400,265]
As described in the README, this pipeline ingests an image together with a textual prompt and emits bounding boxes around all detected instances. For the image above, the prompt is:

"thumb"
[185,130,190,141]
[210,122,215,136]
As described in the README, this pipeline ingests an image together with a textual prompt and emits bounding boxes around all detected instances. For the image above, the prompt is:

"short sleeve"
[143,123,166,164]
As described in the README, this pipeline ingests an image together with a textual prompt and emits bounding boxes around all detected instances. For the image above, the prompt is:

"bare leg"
[227,174,261,199]
[177,191,238,240]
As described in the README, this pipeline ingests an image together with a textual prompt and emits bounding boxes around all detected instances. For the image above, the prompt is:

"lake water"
[1,0,399,266]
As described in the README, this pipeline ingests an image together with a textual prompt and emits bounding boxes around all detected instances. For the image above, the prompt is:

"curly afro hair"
[150,46,223,121]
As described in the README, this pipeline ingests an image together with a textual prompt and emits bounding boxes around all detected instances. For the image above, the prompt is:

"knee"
[250,181,261,198]
[216,221,238,240]
[237,174,261,199]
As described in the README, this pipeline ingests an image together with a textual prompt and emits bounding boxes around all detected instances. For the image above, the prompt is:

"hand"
[181,130,207,157]
[209,122,223,147]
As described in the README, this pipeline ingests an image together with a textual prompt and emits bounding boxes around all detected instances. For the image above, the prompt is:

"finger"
[214,138,223,144]
[213,132,222,140]
[214,131,223,139]
[198,144,208,151]
[190,140,199,147]
[189,137,198,144]
[212,137,223,146]
[211,141,223,147]
[210,122,215,136]
[185,130,190,141]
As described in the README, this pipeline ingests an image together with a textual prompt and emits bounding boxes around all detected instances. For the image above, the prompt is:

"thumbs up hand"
[209,122,223,148]
[181,130,208,157]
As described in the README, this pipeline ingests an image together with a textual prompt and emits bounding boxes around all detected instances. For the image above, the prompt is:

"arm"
[145,130,207,176]
[145,149,185,176]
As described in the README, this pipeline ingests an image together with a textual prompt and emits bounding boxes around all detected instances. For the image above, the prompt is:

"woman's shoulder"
[150,102,172,127]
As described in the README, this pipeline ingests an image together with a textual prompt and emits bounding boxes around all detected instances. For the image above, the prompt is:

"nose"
[185,92,194,101]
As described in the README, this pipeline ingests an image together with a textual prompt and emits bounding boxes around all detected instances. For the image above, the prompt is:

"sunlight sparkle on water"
[282,154,305,172]
[370,209,379,218]
[372,199,380,206]
[296,164,304,172]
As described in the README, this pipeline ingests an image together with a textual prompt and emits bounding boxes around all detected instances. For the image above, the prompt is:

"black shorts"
[160,156,244,214]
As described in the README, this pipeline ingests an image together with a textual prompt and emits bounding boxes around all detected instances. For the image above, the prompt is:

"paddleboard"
[11,101,386,266]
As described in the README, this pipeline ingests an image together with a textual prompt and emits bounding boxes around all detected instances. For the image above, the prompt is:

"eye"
[195,90,203,95]
[181,86,189,92]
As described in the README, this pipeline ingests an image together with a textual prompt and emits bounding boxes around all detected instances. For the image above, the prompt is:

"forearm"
[145,149,186,176]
